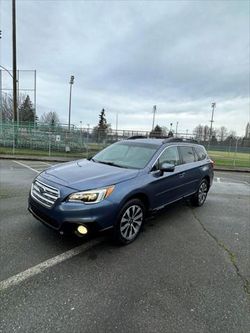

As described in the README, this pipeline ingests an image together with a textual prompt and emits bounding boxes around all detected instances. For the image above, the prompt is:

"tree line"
[1,93,60,126]
[1,93,249,145]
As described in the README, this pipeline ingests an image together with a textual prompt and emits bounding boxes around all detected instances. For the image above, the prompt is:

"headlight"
[68,186,115,204]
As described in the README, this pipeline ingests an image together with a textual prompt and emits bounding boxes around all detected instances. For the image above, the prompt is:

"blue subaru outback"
[28,137,214,244]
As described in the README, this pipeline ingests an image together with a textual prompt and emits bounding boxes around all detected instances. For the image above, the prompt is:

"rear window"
[195,146,207,161]
[179,146,196,164]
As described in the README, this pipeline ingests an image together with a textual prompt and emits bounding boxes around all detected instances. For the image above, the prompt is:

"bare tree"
[193,125,203,141]
[1,93,26,121]
[218,126,228,142]
[1,94,13,121]
[228,130,236,138]
[40,111,60,126]
[203,125,210,141]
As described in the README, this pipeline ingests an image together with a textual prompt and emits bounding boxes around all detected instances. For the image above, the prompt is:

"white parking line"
[0,238,104,292]
[12,160,40,173]
[24,163,51,167]
[37,161,52,166]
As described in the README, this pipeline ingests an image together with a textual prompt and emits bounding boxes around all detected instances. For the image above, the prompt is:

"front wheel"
[191,179,209,207]
[113,199,145,245]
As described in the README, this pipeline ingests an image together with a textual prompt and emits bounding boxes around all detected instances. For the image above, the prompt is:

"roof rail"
[127,135,148,140]
[162,137,198,144]
[149,135,169,139]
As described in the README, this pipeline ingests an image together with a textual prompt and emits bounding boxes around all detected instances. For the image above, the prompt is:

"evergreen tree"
[150,125,163,137]
[19,95,35,123]
[98,109,108,131]
[93,109,111,142]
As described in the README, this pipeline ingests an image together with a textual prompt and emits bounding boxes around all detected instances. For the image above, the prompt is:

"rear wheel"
[191,179,209,207]
[113,199,145,245]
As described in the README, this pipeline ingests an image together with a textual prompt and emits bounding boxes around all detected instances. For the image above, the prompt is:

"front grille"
[31,179,60,208]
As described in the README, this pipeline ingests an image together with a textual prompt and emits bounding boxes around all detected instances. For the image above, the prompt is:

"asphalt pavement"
[0,159,249,333]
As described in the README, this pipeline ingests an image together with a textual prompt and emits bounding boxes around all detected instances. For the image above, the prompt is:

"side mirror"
[160,162,175,172]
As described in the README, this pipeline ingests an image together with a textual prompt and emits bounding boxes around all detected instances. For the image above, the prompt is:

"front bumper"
[28,194,118,233]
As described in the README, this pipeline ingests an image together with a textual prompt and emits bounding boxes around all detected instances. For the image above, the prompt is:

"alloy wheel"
[120,205,143,241]
[198,181,208,205]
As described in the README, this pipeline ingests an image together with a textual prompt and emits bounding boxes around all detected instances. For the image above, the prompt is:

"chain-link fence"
[0,122,249,168]
[0,122,152,158]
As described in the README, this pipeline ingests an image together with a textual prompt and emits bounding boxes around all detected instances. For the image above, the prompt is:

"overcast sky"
[1,0,249,135]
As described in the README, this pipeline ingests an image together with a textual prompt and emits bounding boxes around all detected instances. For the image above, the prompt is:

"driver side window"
[153,146,180,171]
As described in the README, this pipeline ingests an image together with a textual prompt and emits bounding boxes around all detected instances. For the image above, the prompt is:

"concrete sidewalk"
[0,153,250,173]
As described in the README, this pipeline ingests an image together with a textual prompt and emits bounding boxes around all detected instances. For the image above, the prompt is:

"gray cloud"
[0,0,249,134]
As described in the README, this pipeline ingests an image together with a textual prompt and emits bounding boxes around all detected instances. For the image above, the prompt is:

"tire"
[191,179,209,207]
[113,199,145,245]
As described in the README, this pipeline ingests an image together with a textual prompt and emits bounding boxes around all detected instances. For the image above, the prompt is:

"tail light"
[210,159,215,168]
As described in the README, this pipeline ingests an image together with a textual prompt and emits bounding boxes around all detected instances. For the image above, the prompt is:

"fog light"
[77,225,88,235]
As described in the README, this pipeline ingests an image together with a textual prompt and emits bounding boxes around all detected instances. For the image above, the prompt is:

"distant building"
[245,122,250,138]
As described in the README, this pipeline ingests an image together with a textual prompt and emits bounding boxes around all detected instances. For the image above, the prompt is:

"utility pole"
[0,70,2,134]
[68,75,74,132]
[175,121,179,136]
[209,102,216,140]
[116,112,118,133]
[12,0,17,123]
[0,30,2,134]
[152,105,156,131]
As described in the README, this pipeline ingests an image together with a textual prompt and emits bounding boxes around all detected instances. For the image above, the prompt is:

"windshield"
[92,142,159,169]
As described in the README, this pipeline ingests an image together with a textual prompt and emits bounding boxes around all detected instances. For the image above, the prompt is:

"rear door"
[177,145,200,196]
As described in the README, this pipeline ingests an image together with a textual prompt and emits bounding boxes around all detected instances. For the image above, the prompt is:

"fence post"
[233,138,239,168]
[86,127,89,158]
[48,129,51,157]
[12,122,15,155]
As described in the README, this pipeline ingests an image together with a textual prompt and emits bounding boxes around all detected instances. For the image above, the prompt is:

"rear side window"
[195,146,207,161]
[179,146,195,164]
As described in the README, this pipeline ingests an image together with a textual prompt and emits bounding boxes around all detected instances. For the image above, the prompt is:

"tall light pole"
[209,102,216,140]
[152,105,156,131]
[12,0,17,123]
[68,75,74,132]
[175,121,179,136]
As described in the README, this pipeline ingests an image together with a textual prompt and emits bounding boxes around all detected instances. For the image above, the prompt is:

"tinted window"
[159,146,180,166]
[195,146,207,161]
[93,142,158,169]
[179,146,196,164]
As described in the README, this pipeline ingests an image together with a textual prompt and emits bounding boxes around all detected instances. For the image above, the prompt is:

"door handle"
[179,172,185,178]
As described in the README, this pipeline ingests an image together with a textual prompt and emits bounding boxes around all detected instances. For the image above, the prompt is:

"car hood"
[40,159,139,191]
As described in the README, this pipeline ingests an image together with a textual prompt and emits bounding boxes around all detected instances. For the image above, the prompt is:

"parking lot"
[0,159,250,333]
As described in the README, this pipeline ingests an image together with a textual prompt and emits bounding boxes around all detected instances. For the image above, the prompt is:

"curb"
[1,154,250,173]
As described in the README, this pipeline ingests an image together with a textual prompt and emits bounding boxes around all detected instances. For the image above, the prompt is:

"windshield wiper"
[91,159,131,169]
[98,161,124,168]
[94,160,127,169]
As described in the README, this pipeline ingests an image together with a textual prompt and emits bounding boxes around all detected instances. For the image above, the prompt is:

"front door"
[147,146,183,209]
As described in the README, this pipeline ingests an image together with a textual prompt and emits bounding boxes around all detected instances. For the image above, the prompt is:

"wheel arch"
[203,175,211,189]
[120,192,151,215]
